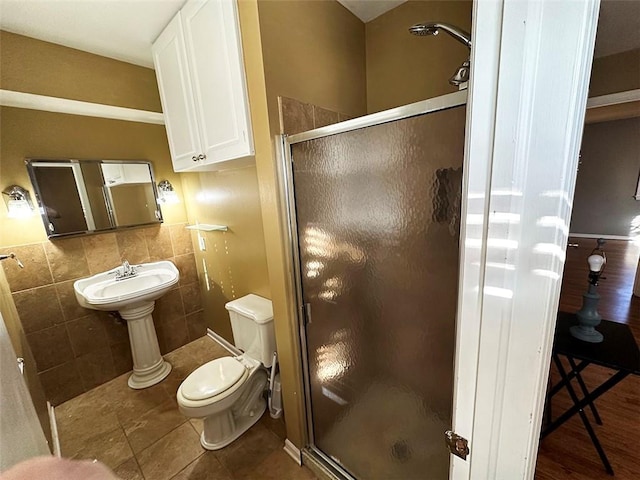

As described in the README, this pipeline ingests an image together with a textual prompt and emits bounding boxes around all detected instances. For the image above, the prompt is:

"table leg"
[568,356,602,425]
[543,368,628,438]
[549,355,614,475]
[548,358,590,397]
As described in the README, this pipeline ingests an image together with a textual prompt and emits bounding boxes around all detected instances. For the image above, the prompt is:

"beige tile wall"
[1,223,204,405]
[278,96,352,135]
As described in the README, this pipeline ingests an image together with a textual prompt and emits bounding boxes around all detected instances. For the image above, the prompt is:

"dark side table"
[541,311,640,475]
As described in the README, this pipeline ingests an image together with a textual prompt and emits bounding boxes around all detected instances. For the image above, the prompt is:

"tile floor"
[55,336,317,480]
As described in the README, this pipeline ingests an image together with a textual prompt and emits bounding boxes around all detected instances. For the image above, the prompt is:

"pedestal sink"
[74,260,179,389]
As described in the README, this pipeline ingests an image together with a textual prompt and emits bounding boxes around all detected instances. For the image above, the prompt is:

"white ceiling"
[0,0,637,69]
[336,0,406,23]
[0,0,186,68]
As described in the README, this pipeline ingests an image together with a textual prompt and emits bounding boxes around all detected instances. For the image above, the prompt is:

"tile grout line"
[117,420,146,480]
[134,419,191,460]
[168,450,207,480]
[110,377,171,477]
[111,424,136,477]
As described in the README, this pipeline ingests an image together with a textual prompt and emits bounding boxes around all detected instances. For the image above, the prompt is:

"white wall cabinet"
[152,0,254,172]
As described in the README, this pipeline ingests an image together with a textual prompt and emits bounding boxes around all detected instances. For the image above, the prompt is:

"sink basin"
[74,260,179,311]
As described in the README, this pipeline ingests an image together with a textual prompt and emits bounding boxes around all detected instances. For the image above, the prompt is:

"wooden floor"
[535,238,640,480]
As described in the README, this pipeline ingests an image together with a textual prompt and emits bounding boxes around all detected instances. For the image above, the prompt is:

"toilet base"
[200,398,266,450]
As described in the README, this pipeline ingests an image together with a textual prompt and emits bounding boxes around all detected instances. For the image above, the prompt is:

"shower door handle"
[445,430,469,460]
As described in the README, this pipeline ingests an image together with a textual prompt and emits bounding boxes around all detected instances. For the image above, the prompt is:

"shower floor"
[316,380,449,480]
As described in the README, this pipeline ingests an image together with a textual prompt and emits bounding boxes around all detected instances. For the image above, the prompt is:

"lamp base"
[569,324,603,343]
[570,284,604,343]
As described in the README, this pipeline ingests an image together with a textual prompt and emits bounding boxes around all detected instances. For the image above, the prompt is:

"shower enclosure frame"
[279,90,468,479]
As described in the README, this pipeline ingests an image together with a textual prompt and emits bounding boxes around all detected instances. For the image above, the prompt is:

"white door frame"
[452,0,600,478]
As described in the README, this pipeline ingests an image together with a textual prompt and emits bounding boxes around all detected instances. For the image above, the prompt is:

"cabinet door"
[181,0,254,164]
[152,13,203,171]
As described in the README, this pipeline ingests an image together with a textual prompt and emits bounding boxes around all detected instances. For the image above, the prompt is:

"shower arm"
[440,24,471,48]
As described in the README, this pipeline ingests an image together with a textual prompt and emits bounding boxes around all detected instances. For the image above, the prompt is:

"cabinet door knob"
[192,155,198,162]
[198,154,207,161]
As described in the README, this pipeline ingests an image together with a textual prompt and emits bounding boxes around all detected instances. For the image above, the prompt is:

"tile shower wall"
[278,96,352,135]
[1,223,204,405]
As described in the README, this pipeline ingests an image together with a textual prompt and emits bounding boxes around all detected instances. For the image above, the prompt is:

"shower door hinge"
[445,430,469,460]
[301,303,312,325]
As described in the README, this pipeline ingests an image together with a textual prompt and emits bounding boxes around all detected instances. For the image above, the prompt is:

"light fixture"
[157,180,180,205]
[570,238,606,343]
[2,185,35,219]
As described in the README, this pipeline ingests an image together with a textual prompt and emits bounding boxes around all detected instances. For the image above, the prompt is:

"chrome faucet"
[115,259,137,281]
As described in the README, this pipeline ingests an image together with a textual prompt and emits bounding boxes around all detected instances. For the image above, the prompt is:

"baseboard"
[206,328,241,356]
[48,401,61,457]
[283,439,302,466]
[568,233,634,241]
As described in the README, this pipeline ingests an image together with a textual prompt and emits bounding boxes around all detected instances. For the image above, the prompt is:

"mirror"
[26,159,163,238]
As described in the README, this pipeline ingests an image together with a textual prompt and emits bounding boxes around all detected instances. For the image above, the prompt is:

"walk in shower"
[282,91,468,479]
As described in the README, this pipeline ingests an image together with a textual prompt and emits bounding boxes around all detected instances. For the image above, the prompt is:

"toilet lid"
[182,357,246,401]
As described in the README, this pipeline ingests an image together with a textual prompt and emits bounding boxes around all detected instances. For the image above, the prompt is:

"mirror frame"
[25,158,164,239]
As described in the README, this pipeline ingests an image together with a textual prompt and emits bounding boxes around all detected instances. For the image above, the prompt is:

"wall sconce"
[2,185,35,219]
[157,180,180,205]
[571,238,606,343]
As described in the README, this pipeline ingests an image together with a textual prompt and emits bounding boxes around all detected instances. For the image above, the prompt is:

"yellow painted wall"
[257,0,367,132]
[366,0,473,113]
[179,167,271,343]
[0,31,162,112]
[238,0,309,447]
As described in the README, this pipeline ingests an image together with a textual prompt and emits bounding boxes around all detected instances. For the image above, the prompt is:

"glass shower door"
[289,103,466,479]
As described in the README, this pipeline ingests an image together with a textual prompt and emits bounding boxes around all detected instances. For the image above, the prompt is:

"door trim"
[460,0,600,478]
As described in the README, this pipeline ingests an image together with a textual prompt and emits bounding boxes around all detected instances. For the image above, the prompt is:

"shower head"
[409,22,471,49]
[408,24,439,36]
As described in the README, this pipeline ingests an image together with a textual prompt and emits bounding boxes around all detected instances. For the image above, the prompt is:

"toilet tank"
[225,294,276,367]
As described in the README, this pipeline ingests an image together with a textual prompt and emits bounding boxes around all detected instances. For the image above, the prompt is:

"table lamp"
[570,238,606,343]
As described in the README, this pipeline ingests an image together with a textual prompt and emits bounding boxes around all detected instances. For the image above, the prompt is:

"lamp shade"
[157,180,180,205]
[3,185,34,219]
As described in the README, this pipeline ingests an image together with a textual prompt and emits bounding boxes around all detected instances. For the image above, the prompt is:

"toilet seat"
[181,357,247,402]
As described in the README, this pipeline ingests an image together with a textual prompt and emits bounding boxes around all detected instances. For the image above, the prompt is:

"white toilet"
[176,294,276,450]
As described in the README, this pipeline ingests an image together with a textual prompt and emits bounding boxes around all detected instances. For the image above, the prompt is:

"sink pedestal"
[120,301,171,389]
